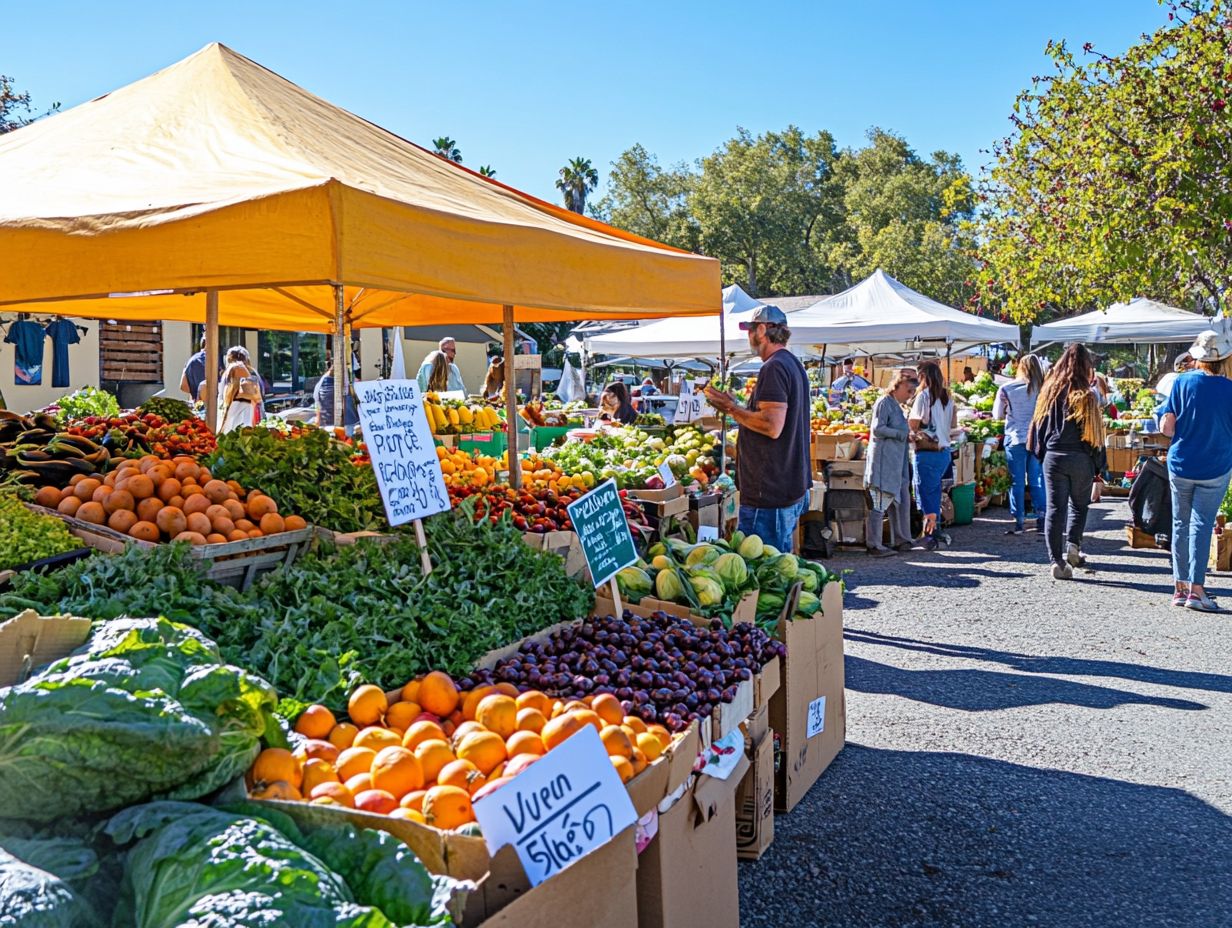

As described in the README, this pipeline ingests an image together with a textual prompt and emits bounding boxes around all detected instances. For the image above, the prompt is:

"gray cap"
[738,304,788,330]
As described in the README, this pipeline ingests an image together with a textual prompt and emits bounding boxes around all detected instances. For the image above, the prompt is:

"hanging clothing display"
[44,318,81,389]
[4,319,46,385]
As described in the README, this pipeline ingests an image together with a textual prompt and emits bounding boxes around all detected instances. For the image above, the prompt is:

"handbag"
[914,393,942,452]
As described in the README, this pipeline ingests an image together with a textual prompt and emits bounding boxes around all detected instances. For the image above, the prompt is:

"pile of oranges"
[247,671,676,831]
[435,447,504,489]
[33,454,307,545]
[520,454,596,493]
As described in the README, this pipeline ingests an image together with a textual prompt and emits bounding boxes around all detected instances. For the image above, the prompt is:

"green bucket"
[950,482,976,526]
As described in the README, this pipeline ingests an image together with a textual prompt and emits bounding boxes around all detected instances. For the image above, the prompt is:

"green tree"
[690,126,843,296]
[478,165,497,177]
[431,136,462,163]
[1,75,58,134]
[590,144,700,250]
[556,157,599,214]
[974,0,1231,323]
[825,129,977,306]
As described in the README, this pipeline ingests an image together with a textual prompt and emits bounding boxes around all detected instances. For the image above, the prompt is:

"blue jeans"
[1169,468,1232,587]
[738,495,808,553]
[912,450,950,526]
[1005,442,1045,528]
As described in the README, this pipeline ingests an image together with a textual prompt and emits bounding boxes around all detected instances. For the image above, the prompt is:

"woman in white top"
[908,360,959,551]
[218,346,264,434]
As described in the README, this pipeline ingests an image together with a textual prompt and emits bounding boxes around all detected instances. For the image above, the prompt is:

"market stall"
[1028,297,1210,347]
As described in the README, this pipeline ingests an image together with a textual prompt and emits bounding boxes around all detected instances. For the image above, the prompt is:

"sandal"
[1185,592,1221,613]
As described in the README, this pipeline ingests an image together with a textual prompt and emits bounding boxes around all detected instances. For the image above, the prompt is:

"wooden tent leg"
[204,291,220,432]
[503,305,521,489]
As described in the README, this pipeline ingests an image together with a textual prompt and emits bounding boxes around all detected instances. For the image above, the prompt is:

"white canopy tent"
[581,284,765,358]
[1029,298,1210,347]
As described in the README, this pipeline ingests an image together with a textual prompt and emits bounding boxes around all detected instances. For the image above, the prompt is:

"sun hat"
[737,304,788,330]
[1188,329,1232,362]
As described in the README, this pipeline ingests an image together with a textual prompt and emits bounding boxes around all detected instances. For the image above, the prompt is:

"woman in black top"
[1027,345,1106,580]
[599,381,638,426]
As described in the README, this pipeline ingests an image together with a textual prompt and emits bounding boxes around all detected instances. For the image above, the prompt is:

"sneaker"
[894,541,914,552]
[1004,526,1025,536]
[1065,543,1086,568]
[921,535,940,552]
[1051,561,1073,580]
[1172,592,1188,607]
[867,546,895,558]
[1185,592,1221,613]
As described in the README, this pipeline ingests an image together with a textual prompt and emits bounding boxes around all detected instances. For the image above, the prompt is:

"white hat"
[1188,329,1232,362]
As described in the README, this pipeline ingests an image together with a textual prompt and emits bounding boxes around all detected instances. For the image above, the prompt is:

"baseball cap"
[738,304,788,330]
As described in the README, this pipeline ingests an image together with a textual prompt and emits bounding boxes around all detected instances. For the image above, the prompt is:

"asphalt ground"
[738,499,1232,928]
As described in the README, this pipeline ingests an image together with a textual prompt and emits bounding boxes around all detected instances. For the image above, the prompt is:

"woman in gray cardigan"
[864,372,916,555]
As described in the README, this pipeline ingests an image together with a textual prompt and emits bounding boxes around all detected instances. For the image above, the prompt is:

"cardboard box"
[520,530,587,578]
[636,758,750,928]
[752,655,781,710]
[1125,524,1160,550]
[627,483,689,518]
[1107,446,1140,474]
[953,442,976,487]
[0,610,92,687]
[808,480,826,512]
[1210,530,1232,572]
[825,466,865,493]
[466,826,638,928]
[735,729,775,860]
[811,433,863,463]
[769,581,846,812]
[740,703,770,752]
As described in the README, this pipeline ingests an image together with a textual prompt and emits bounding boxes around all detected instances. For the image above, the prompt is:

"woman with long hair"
[217,346,264,434]
[1159,329,1232,610]
[993,354,1046,534]
[908,360,958,551]
[425,351,452,393]
[599,381,638,426]
[482,356,505,400]
[1028,344,1106,580]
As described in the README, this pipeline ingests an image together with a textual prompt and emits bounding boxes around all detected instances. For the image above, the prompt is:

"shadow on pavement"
[845,629,1232,696]
[844,655,1207,712]
[738,744,1232,928]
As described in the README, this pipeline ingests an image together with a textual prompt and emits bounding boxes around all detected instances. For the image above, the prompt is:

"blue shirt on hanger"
[4,320,45,385]
[44,319,81,389]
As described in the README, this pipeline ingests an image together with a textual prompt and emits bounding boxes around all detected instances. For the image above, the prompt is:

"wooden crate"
[1125,524,1161,550]
[100,320,163,383]
[25,504,311,589]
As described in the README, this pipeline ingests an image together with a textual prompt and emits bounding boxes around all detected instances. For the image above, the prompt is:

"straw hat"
[1188,329,1232,362]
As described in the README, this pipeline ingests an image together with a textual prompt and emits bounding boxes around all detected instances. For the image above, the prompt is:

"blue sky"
[5,1,1164,203]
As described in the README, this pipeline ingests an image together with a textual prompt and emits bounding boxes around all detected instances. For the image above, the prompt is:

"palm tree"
[556,157,598,213]
[431,137,462,163]
[478,165,497,178]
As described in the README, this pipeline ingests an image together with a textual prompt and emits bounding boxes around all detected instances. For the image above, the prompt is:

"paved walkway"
[739,500,1232,928]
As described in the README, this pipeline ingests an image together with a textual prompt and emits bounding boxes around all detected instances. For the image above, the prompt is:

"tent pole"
[718,308,728,478]
[333,285,346,429]
[204,291,220,432]
[503,305,521,489]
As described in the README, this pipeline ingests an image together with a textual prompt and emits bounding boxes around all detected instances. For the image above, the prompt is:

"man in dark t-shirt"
[704,304,811,553]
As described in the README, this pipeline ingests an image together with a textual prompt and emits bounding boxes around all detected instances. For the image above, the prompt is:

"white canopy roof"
[785,269,1021,351]
[1029,298,1210,346]
[582,284,766,358]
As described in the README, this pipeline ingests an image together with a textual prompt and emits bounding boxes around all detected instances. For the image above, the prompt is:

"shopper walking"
[416,337,466,393]
[1158,329,1232,611]
[993,354,1046,534]
[218,346,264,434]
[864,372,916,555]
[908,360,958,551]
[704,305,810,553]
[1027,344,1106,580]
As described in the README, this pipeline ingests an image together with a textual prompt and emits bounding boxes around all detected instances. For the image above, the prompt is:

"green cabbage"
[651,554,673,571]
[795,591,821,617]
[689,576,725,607]
[684,544,721,568]
[713,552,749,592]
[756,591,786,615]
[799,567,819,592]
[616,566,653,601]
[737,534,764,560]
[655,568,686,601]
[0,617,277,823]
[0,837,102,928]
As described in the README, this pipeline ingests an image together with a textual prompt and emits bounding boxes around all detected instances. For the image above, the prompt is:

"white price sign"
[473,726,637,886]
[354,379,450,526]
[697,525,719,541]
[806,695,827,739]
[657,462,677,487]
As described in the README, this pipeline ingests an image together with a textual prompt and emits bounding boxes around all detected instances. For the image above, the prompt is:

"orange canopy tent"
[0,43,720,471]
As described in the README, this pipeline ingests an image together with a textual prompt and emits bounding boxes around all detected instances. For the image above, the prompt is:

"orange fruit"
[461,685,499,721]
[155,506,187,537]
[251,747,302,789]
[353,726,401,752]
[630,747,648,775]
[103,488,135,514]
[400,789,428,812]
[91,485,113,504]
[348,684,388,726]
[76,501,105,524]
[622,715,647,734]
[126,474,155,500]
[493,682,520,698]
[385,701,423,731]
[456,730,507,775]
[203,479,231,503]
[504,753,540,779]
[57,496,83,516]
[222,498,246,521]
[636,732,665,761]
[402,719,448,751]
[107,509,139,534]
[541,713,585,751]
[475,694,517,740]
[371,746,424,798]
[205,532,229,545]
[600,725,634,760]
[129,521,161,542]
[247,494,278,518]
[136,497,164,523]
[295,704,337,739]
[260,512,286,535]
[401,679,422,704]
[33,486,61,508]
[515,690,552,716]
[308,781,354,807]
[591,693,625,727]
[211,516,236,536]
[73,478,102,501]
[185,512,212,536]
[250,779,302,801]
[284,515,307,531]
[182,493,211,515]
[422,785,474,829]
[414,739,456,784]
[436,759,485,794]
[354,789,399,815]
[570,709,603,735]
[300,758,340,794]
[449,721,485,748]
[345,772,374,794]
[506,730,547,759]
[419,671,460,718]
[610,756,634,784]
[515,707,547,733]
[336,746,377,782]
[327,722,359,750]
[295,739,340,764]
[389,807,426,823]
[648,724,672,745]
[174,531,208,545]
[157,477,182,502]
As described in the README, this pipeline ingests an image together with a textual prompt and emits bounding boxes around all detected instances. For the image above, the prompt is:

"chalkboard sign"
[566,478,638,588]
[354,379,450,526]
[472,725,637,886]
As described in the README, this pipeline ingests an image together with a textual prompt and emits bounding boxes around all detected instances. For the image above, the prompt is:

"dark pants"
[1043,451,1094,564]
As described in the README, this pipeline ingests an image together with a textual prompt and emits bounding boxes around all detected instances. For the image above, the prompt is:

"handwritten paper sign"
[672,395,693,424]
[806,695,827,739]
[566,478,637,588]
[657,462,677,488]
[473,725,637,886]
[354,379,450,526]
[697,525,719,542]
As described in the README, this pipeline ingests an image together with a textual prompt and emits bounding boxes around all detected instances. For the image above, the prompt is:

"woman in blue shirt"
[1159,329,1232,611]
[993,355,1045,535]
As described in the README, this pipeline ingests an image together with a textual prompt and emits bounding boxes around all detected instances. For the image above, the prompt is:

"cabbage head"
[689,576,725,607]
[655,568,686,602]
[684,544,721,568]
[795,591,821,617]
[714,552,749,592]
[616,566,653,601]
[737,534,764,560]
